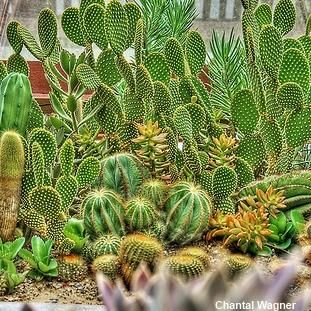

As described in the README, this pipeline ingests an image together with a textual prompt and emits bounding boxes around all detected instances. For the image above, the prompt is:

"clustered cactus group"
[0,0,311,298]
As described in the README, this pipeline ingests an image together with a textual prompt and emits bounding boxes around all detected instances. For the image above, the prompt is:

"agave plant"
[97,252,310,311]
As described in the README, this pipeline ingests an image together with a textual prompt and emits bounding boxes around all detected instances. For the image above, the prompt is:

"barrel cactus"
[57,254,88,282]
[140,179,168,209]
[99,153,145,200]
[82,189,126,238]
[0,131,25,241]
[119,233,164,284]
[164,182,212,245]
[162,255,205,281]
[125,197,158,232]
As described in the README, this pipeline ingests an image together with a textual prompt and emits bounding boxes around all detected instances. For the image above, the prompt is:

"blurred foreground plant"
[97,252,310,311]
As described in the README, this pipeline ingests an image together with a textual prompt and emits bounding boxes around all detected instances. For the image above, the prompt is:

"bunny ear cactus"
[105,0,129,55]
[18,8,57,61]
[0,131,25,241]
[83,3,108,50]
[254,3,272,30]
[272,0,296,36]
[76,156,100,188]
[6,21,23,54]
[231,89,259,136]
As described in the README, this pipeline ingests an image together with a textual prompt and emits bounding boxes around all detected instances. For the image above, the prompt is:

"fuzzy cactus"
[0,131,25,241]
[83,189,126,238]
[164,182,212,244]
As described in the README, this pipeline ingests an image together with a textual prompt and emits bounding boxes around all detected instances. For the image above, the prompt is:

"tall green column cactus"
[0,73,32,136]
[0,131,25,241]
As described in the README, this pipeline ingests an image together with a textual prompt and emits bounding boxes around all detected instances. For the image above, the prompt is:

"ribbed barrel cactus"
[164,182,212,244]
[82,189,126,238]
[99,153,145,200]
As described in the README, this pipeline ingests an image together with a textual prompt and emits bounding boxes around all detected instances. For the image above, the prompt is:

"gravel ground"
[1,242,310,305]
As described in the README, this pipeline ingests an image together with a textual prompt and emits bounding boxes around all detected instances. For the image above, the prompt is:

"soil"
[1,241,310,305]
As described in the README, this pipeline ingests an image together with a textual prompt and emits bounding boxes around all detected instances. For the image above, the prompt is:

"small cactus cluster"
[208,185,288,254]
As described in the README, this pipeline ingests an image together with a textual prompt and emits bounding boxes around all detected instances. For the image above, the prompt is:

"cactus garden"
[1,0,311,309]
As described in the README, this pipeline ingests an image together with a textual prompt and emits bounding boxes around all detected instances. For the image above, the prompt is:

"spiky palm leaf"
[208,29,249,120]
[134,0,197,54]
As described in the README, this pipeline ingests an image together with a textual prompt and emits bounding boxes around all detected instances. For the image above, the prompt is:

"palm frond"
[134,0,169,52]
[208,29,249,120]
[134,0,197,53]
[165,0,198,44]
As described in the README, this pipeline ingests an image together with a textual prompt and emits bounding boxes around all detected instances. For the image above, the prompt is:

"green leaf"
[268,224,279,235]
[290,210,305,234]
[31,236,46,261]
[274,238,292,250]
[38,262,51,273]
[257,245,272,257]
[18,249,37,268]
[8,238,25,260]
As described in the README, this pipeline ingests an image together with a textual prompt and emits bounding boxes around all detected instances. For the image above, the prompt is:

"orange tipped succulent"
[207,207,272,253]
[239,185,286,218]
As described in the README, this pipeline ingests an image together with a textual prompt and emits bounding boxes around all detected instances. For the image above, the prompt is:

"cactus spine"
[0,131,25,241]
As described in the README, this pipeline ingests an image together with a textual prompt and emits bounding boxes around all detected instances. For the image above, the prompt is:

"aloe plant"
[18,236,58,279]
[64,218,87,252]
[0,237,25,268]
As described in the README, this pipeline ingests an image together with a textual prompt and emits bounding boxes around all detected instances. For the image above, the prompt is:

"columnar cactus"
[0,73,32,136]
[0,131,25,241]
